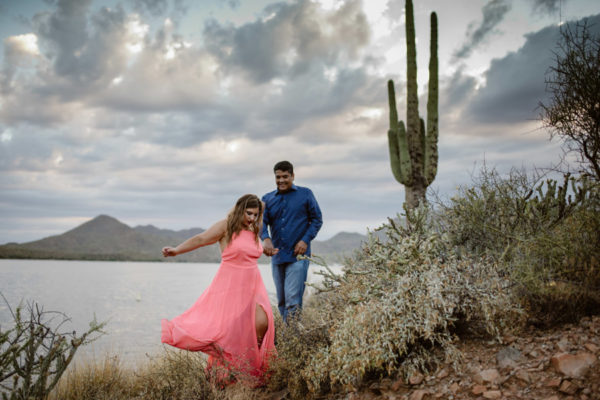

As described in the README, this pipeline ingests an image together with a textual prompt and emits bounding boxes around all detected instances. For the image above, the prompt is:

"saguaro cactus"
[387,0,438,209]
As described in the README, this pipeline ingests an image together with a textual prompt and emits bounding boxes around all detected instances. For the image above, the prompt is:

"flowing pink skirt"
[161,231,276,384]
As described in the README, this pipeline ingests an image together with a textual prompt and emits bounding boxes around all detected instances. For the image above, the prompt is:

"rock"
[409,373,424,385]
[475,368,500,384]
[483,390,502,399]
[449,382,460,393]
[546,377,562,387]
[497,346,524,369]
[551,352,597,378]
[529,350,540,358]
[503,334,517,344]
[558,380,578,395]
[557,338,571,352]
[472,385,487,395]
[514,369,530,383]
[584,343,599,353]
[408,389,429,400]
[436,368,449,379]
[544,396,560,400]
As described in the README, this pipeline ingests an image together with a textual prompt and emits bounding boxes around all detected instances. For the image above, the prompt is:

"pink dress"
[161,230,276,383]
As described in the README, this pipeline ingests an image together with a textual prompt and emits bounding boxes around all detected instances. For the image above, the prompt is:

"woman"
[161,194,276,385]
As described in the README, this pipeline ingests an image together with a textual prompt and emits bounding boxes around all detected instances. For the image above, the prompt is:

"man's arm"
[260,195,279,256]
[300,189,323,244]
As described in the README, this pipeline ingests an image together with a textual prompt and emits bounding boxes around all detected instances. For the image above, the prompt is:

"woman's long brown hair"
[224,194,263,246]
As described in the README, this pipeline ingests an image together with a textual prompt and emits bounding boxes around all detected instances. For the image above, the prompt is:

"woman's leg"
[255,303,268,347]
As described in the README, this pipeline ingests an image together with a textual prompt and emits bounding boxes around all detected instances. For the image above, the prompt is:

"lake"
[0,259,337,366]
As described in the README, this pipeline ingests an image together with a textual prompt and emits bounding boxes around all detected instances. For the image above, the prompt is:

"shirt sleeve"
[260,194,271,241]
[301,189,323,244]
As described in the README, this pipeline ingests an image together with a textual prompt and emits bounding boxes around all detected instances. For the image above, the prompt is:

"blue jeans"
[272,259,309,322]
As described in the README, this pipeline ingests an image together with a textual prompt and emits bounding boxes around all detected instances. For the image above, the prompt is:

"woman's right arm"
[162,219,227,257]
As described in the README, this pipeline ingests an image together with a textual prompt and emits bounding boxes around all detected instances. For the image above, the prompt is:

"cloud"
[439,68,478,116]
[203,0,370,83]
[384,0,404,22]
[218,0,241,9]
[463,13,600,126]
[127,0,188,22]
[130,0,169,17]
[1,33,41,92]
[528,0,567,15]
[452,0,511,62]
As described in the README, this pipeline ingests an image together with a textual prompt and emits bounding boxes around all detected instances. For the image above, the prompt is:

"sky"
[0,0,599,244]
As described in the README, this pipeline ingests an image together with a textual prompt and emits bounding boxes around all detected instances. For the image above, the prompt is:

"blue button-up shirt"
[261,184,323,264]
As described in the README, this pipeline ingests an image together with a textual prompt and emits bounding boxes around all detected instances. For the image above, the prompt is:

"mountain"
[0,215,368,263]
[311,232,367,262]
[0,215,220,262]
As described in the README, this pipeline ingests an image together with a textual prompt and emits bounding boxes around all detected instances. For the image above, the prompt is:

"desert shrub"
[440,167,591,258]
[50,349,269,400]
[440,166,600,325]
[267,206,523,396]
[49,356,132,400]
[510,200,600,325]
[0,298,104,400]
[266,308,332,398]
[131,349,217,400]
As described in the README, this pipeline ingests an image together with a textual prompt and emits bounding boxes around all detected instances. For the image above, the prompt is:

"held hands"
[262,238,279,257]
[162,246,178,257]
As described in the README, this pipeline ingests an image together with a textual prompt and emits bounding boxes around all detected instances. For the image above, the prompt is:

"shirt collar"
[276,184,298,195]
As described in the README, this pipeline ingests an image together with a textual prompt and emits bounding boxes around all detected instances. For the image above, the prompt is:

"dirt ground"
[335,315,600,400]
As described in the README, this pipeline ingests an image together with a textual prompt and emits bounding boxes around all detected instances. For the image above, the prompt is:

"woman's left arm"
[162,219,227,257]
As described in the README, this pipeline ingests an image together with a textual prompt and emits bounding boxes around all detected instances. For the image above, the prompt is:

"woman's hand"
[262,238,279,256]
[162,246,178,257]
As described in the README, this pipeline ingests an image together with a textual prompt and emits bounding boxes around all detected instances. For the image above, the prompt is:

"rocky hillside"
[333,316,600,400]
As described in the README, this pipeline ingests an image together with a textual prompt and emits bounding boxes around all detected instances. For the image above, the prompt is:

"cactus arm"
[425,11,439,185]
[387,80,413,184]
[388,124,413,185]
[405,0,422,173]
[420,117,426,177]
[388,80,399,132]
[397,120,413,184]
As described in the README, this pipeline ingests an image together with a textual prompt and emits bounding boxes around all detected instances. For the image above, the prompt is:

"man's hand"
[294,240,308,256]
[262,238,279,257]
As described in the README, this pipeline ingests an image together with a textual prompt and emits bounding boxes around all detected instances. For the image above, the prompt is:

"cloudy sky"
[0,0,598,244]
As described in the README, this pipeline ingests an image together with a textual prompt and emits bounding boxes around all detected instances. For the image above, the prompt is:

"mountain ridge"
[0,215,369,263]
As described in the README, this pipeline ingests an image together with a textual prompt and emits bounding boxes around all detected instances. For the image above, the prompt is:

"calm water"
[0,259,334,365]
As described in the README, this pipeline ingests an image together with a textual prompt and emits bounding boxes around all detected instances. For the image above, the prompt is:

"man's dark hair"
[274,161,294,175]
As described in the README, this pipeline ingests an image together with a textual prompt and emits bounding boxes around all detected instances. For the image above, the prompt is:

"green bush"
[440,166,600,326]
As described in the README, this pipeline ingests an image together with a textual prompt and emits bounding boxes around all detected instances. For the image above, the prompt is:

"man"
[261,161,323,322]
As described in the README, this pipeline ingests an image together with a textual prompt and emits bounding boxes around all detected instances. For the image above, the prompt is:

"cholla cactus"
[387,0,439,208]
[0,300,104,399]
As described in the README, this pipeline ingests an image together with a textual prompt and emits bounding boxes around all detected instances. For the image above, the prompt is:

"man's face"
[275,169,294,192]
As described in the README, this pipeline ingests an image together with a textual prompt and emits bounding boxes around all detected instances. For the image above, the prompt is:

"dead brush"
[49,355,132,400]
